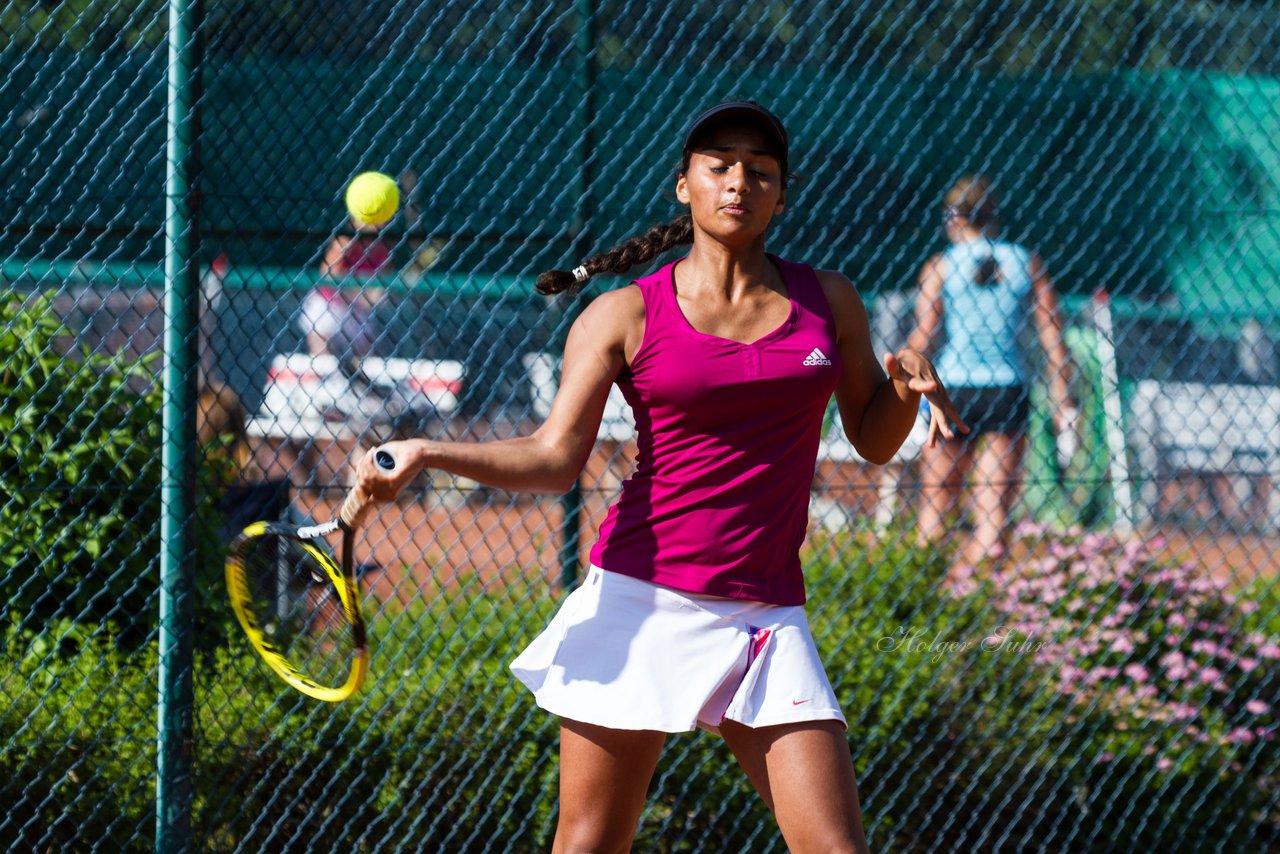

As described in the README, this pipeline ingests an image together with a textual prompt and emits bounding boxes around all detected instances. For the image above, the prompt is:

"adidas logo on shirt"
[803,347,833,366]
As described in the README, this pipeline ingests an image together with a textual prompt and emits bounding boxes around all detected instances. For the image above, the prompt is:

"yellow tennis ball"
[345,171,399,226]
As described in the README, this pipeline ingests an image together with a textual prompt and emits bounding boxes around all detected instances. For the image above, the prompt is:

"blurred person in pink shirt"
[300,217,393,360]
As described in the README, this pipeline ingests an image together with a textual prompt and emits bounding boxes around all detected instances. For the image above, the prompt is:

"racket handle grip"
[338,449,397,531]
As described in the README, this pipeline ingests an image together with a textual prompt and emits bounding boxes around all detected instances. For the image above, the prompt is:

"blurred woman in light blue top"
[906,175,1076,574]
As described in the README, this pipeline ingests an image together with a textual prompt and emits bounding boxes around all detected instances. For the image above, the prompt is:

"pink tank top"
[589,255,842,605]
[341,236,390,278]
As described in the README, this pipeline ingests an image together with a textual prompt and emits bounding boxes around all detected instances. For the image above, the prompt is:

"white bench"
[1131,379,1280,527]
[247,353,464,441]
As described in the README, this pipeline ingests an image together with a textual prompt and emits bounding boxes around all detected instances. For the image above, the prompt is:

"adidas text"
[803,347,833,366]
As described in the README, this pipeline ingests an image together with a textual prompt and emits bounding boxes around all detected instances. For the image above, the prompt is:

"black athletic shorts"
[929,384,1030,439]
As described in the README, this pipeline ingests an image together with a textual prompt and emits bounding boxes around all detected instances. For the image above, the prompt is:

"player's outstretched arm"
[353,287,640,499]
[817,270,965,464]
[817,270,917,464]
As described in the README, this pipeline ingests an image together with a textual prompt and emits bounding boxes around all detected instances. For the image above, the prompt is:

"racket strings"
[237,534,357,689]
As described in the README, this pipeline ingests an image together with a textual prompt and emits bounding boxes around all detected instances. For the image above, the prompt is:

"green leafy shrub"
[0,294,163,640]
[1,531,1275,851]
[806,527,1075,852]
[191,578,565,852]
[0,294,229,646]
[0,620,159,852]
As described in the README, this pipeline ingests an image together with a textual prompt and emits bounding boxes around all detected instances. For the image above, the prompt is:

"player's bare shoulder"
[812,268,869,335]
[813,268,859,301]
[572,284,647,366]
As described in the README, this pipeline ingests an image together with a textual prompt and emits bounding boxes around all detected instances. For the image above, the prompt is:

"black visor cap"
[682,101,788,176]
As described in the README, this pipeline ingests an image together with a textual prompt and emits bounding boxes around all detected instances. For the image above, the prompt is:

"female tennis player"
[906,175,1076,575]
[353,101,966,853]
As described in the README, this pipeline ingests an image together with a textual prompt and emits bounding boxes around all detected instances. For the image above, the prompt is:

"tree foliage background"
[2,0,1280,75]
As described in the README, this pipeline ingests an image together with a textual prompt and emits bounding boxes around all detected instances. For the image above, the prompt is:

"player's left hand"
[883,349,970,446]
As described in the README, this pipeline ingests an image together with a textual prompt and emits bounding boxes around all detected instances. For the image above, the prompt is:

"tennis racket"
[225,449,396,702]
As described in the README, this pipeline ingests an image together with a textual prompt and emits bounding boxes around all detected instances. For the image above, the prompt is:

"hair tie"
[572,265,590,283]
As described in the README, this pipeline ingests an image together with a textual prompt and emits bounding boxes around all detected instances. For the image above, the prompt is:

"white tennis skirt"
[510,565,845,734]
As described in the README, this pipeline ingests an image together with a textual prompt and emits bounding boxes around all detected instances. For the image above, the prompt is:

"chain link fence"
[3,0,1279,850]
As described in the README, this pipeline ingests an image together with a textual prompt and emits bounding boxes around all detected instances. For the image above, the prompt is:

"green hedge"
[0,294,231,647]
[2,528,1274,851]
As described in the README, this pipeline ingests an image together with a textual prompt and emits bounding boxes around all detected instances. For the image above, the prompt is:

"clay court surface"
[274,441,1280,606]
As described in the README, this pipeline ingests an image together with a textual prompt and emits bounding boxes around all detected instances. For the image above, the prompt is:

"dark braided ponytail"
[535,214,695,296]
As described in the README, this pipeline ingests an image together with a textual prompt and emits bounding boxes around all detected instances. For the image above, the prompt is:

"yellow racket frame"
[225,521,369,702]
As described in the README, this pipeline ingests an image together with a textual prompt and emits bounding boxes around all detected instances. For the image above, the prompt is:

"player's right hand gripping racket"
[225,450,396,702]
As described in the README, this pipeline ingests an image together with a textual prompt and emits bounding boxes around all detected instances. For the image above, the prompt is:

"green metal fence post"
[157,0,199,843]
[557,0,596,592]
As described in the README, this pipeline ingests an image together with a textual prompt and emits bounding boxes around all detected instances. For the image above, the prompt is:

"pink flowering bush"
[800,524,1279,849]
[971,522,1278,784]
